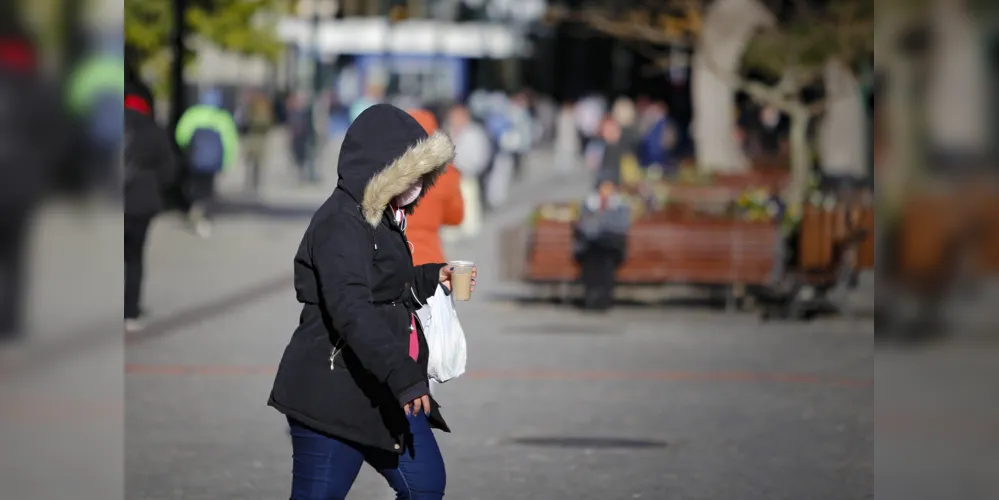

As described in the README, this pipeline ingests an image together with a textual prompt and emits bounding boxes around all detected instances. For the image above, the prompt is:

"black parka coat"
[268,104,455,453]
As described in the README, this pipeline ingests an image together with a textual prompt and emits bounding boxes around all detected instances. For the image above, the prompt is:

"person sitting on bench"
[573,175,631,311]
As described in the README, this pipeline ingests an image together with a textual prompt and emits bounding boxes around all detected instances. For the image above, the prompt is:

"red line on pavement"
[124,364,870,388]
[0,399,124,421]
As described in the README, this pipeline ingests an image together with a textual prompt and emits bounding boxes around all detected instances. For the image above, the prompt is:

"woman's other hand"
[438,264,476,292]
[404,394,431,416]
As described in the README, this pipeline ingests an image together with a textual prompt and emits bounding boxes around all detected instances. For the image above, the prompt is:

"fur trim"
[361,131,455,227]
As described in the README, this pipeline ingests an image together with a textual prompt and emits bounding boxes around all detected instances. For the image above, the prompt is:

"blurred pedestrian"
[125,64,155,120]
[349,83,384,123]
[66,49,125,195]
[554,101,581,173]
[574,94,605,151]
[286,91,316,182]
[447,104,491,237]
[239,90,274,195]
[573,175,631,311]
[596,99,644,185]
[124,89,178,332]
[270,104,472,499]
[175,90,240,238]
[637,98,663,137]
[595,116,625,185]
[406,109,464,263]
[533,94,558,143]
[506,92,533,181]
[610,97,642,184]
[0,28,71,342]
[638,102,680,175]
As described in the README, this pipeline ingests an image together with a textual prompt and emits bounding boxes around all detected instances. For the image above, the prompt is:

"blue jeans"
[288,414,446,500]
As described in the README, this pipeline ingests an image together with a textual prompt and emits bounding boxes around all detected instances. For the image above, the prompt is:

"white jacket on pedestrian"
[450,122,491,237]
[555,107,581,172]
[452,122,491,178]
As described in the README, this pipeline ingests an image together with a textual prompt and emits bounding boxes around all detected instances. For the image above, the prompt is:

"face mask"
[394,180,423,208]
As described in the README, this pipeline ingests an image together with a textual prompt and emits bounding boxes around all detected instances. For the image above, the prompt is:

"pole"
[170,0,189,136]
[861,62,874,185]
[62,0,86,72]
[305,3,323,182]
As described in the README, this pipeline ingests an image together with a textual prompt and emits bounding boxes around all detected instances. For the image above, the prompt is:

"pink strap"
[392,207,418,360]
[408,313,419,360]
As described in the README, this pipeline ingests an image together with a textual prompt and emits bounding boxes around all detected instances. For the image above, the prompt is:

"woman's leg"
[371,414,446,500]
[579,250,599,309]
[581,249,616,311]
[288,418,365,500]
[596,248,620,310]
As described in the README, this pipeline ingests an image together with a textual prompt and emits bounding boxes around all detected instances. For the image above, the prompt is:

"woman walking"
[269,104,474,499]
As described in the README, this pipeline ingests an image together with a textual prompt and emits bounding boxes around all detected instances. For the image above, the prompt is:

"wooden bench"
[523,218,777,287]
[894,184,999,286]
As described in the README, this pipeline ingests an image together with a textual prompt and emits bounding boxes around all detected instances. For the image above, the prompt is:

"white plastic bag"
[414,285,467,383]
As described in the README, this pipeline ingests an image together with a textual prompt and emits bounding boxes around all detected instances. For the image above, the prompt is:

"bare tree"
[568,0,873,208]
[701,0,872,207]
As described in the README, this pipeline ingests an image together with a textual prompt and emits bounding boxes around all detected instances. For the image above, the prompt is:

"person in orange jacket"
[406,109,465,266]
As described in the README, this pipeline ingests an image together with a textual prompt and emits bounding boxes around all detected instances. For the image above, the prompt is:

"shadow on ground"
[213,198,320,220]
[484,290,731,311]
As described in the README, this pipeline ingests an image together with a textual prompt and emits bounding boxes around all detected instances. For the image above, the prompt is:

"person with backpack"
[175,91,239,238]
[66,50,125,195]
[124,89,178,332]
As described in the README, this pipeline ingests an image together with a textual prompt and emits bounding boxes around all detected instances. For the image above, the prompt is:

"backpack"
[89,92,124,150]
[186,127,225,173]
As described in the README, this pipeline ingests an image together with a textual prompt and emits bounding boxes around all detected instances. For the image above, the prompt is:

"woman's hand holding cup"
[439,261,476,300]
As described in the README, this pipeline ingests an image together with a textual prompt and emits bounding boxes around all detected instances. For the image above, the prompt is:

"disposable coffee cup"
[448,260,474,301]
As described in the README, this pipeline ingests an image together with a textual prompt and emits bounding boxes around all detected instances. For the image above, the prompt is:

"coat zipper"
[329,340,343,371]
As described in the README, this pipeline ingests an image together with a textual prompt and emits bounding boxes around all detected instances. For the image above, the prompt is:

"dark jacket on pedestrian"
[573,191,631,265]
[597,126,640,186]
[124,108,178,217]
[269,104,455,453]
[0,43,71,209]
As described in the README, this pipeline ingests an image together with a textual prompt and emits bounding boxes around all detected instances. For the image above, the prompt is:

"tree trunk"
[691,0,774,174]
[926,0,987,155]
[169,0,189,136]
[882,52,921,218]
[786,109,812,210]
[875,2,928,220]
[818,59,866,179]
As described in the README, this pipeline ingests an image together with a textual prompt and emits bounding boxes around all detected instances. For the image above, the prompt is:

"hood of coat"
[337,104,455,227]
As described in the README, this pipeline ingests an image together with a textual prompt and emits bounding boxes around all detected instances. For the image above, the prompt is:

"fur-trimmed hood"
[336,104,455,227]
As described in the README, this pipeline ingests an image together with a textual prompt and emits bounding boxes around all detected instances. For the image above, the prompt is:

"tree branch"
[581,10,691,46]
[697,35,801,114]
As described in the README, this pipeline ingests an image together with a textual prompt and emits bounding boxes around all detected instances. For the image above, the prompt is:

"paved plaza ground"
[3,141,886,499]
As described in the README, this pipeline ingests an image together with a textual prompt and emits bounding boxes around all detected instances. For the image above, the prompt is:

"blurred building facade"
[276,0,544,107]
